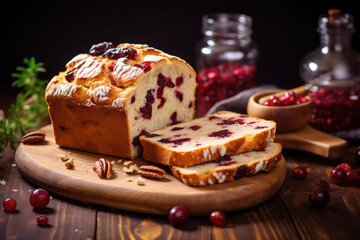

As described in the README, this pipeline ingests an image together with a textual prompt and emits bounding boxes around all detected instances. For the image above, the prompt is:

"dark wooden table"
[1,142,360,239]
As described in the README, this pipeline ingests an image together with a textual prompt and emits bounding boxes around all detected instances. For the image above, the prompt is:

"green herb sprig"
[0,58,49,152]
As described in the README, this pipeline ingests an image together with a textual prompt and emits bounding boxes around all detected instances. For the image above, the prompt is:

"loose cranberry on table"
[3,198,17,212]
[168,206,189,226]
[330,168,347,185]
[29,189,50,209]
[309,188,329,207]
[347,170,360,186]
[292,166,307,179]
[196,63,256,116]
[36,215,49,226]
[263,91,309,107]
[209,211,227,227]
[336,163,351,173]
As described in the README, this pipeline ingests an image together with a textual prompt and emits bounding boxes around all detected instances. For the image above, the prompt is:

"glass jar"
[300,9,360,132]
[195,13,258,116]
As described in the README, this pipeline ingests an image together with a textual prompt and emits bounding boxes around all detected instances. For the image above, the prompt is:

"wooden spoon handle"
[258,85,307,104]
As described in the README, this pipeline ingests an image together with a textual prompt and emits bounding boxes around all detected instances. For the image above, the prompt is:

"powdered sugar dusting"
[75,57,103,79]
[48,84,78,98]
[143,55,165,62]
[92,86,111,103]
[111,58,143,84]
[111,98,126,109]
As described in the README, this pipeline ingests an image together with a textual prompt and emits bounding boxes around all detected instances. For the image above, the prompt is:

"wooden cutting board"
[276,125,348,159]
[14,125,286,216]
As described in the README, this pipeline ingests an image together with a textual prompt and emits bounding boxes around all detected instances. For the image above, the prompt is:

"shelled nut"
[21,131,46,144]
[138,165,165,179]
[93,158,113,179]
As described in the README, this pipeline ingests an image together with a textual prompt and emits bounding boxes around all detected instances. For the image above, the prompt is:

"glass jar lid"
[202,13,252,38]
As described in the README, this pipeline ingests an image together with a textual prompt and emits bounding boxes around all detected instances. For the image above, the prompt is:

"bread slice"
[140,111,276,167]
[171,142,282,186]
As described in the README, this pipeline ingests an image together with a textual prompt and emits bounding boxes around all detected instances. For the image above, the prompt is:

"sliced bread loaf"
[170,142,282,186]
[140,111,276,167]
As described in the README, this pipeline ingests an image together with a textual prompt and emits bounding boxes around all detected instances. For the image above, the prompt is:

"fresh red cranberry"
[336,163,351,173]
[315,179,330,190]
[196,63,256,116]
[89,42,114,56]
[308,88,360,132]
[29,189,50,209]
[36,215,49,226]
[263,91,309,107]
[293,166,307,179]
[309,188,329,207]
[208,130,232,138]
[65,69,76,82]
[176,76,184,87]
[103,47,137,60]
[347,170,360,186]
[189,125,201,131]
[175,91,183,102]
[209,211,227,227]
[3,198,17,212]
[134,62,151,72]
[330,168,347,185]
[168,206,189,226]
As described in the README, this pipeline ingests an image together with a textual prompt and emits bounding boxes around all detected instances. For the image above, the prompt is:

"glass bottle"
[195,13,258,117]
[300,9,360,132]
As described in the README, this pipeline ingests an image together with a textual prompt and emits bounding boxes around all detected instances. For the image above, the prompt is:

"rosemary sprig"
[0,58,49,152]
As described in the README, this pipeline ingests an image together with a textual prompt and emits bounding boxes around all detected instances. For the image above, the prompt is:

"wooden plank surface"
[0,147,97,240]
[2,141,360,239]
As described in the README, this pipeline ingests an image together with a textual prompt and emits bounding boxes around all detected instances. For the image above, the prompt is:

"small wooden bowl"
[247,90,313,133]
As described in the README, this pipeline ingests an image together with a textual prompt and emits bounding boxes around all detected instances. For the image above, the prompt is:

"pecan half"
[138,165,165,179]
[93,158,112,179]
[21,131,46,144]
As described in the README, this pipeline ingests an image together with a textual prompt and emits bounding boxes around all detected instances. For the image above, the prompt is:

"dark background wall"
[1,0,359,96]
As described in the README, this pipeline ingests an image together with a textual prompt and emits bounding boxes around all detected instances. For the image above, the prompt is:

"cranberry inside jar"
[308,88,360,131]
[195,14,258,117]
[196,63,256,116]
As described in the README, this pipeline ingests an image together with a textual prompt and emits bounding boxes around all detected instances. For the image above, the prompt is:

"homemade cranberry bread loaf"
[171,142,282,186]
[45,42,197,159]
[140,111,276,167]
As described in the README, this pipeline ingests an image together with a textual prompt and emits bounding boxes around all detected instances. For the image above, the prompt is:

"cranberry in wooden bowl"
[247,90,313,133]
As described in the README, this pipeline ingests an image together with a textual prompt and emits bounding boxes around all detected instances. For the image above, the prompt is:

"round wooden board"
[15,125,287,216]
